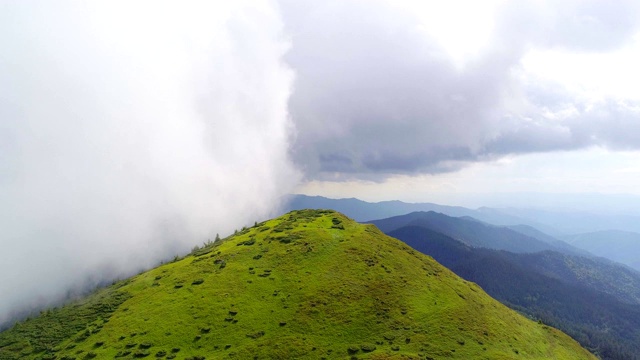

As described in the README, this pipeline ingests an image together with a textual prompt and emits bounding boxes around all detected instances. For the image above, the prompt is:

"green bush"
[133,349,150,358]
[360,344,376,352]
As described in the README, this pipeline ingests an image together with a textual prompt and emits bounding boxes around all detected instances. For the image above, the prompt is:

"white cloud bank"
[0,1,298,325]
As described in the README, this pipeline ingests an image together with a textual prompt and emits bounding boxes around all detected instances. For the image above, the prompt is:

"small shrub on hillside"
[74,329,91,342]
[360,344,376,352]
[278,234,301,244]
[133,349,150,358]
[347,346,359,354]
[246,331,265,339]
[155,350,166,357]
[237,237,256,246]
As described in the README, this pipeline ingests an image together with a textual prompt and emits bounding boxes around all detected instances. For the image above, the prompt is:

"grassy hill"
[0,210,594,359]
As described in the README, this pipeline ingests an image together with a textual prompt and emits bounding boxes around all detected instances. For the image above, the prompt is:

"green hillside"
[0,210,595,360]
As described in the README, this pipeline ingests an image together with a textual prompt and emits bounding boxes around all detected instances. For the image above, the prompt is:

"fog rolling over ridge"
[0,2,298,326]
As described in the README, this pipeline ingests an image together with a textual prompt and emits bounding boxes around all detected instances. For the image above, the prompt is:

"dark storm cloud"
[281,0,640,180]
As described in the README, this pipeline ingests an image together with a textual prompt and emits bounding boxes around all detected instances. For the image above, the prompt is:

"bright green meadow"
[0,210,595,359]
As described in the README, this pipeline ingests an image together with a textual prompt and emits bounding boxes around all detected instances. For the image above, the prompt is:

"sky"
[2,0,640,325]
[286,0,640,204]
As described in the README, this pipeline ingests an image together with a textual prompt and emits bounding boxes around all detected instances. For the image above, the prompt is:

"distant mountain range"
[285,194,640,233]
[368,211,581,255]
[285,194,556,232]
[284,194,640,271]
[562,230,640,271]
[377,212,640,360]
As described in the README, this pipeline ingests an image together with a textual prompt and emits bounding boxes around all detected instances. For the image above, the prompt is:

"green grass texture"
[0,209,596,360]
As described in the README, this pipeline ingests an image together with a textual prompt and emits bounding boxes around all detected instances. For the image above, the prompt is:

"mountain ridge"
[385,223,640,359]
[0,210,594,359]
[562,230,640,271]
[369,211,576,255]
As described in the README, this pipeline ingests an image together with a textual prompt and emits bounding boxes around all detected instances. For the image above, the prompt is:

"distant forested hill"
[386,224,640,360]
[369,211,583,255]
[285,194,640,235]
[562,230,640,271]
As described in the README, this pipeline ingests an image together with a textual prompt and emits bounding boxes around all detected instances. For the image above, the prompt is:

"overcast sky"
[2,0,640,324]
[286,0,640,205]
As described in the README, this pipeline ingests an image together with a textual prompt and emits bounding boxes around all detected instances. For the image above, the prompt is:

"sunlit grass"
[0,210,595,359]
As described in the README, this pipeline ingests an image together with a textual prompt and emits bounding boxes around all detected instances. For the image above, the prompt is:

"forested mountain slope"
[388,225,640,360]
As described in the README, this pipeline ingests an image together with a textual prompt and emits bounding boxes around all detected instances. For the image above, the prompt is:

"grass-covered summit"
[0,210,594,359]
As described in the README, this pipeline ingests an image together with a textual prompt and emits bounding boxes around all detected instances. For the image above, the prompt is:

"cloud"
[281,0,640,180]
[2,0,640,327]
[0,1,298,326]
[499,0,640,52]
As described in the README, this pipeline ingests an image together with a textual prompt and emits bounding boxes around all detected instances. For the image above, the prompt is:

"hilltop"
[0,210,594,359]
